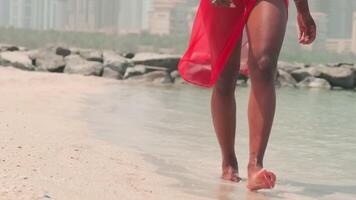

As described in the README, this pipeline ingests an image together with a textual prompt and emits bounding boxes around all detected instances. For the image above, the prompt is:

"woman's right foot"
[221,156,241,182]
[221,165,241,182]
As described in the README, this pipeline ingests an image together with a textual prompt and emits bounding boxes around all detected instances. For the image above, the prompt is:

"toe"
[262,172,273,189]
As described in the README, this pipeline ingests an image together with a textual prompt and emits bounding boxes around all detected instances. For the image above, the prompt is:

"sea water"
[84,83,356,200]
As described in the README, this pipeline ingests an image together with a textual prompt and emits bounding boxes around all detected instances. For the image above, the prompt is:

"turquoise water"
[84,83,356,200]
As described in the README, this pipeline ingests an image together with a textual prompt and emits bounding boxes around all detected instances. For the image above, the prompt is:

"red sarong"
[178,0,289,88]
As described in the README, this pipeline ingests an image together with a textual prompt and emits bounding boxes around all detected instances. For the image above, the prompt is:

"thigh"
[216,37,243,85]
[246,0,288,71]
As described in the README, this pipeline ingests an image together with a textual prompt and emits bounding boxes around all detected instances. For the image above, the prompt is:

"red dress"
[178,0,289,88]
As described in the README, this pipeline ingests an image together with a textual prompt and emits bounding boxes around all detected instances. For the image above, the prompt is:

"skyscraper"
[149,0,192,35]
[118,0,145,34]
[0,0,10,26]
[66,0,97,31]
[326,0,355,39]
[352,12,356,54]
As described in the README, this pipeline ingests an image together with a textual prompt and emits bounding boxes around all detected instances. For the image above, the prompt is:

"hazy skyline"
[0,0,355,55]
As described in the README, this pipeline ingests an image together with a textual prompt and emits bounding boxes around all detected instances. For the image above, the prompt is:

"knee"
[251,55,277,83]
[214,71,237,96]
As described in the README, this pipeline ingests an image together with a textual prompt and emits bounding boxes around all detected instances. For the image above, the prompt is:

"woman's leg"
[245,0,288,190]
[211,38,242,182]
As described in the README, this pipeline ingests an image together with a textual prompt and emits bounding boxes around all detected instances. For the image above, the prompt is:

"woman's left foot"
[247,167,276,191]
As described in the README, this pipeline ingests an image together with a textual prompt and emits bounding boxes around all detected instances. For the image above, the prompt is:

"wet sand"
[83,81,356,200]
[1,67,355,200]
[0,67,207,200]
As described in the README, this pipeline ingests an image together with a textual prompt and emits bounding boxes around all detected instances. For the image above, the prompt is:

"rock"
[102,51,133,79]
[0,44,20,52]
[33,50,66,72]
[291,66,322,82]
[5,46,19,51]
[132,52,181,71]
[277,61,305,73]
[56,47,71,57]
[297,77,331,89]
[153,72,174,84]
[124,65,147,79]
[68,47,81,54]
[0,51,34,71]
[276,69,297,87]
[327,62,354,67]
[128,70,173,84]
[170,70,180,79]
[26,49,39,61]
[120,52,135,59]
[102,67,123,79]
[145,65,168,72]
[318,66,355,89]
[64,55,103,76]
[78,49,103,62]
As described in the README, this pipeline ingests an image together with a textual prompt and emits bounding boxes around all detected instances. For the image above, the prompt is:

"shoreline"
[0,67,207,200]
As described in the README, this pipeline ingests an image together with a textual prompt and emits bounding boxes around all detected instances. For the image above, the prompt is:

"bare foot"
[222,165,241,182]
[247,168,276,190]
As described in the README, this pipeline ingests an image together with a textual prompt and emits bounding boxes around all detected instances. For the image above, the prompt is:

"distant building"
[326,0,355,39]
[93,0,120,33]
[326,39,352,54]
[8,0,29,28]
[311,12,328,50]
[64,0,152,34]
[65,0,97,31]
[352,12,356,54]
[118,0,145,34]
[149,0,194,35]
[0,0,10,27]
[31,0,68,30]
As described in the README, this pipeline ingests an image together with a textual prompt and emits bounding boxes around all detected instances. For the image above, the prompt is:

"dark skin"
[211,0,316,190]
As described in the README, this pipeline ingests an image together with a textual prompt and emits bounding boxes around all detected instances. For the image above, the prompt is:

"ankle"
[222,153,238,169]
[248,158,263,172]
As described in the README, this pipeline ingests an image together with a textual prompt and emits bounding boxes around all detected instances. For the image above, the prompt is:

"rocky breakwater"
[0,44,355,90]
[0,44,181,85]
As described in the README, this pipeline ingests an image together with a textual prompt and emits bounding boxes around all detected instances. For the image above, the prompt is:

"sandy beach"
[0,67,207,200]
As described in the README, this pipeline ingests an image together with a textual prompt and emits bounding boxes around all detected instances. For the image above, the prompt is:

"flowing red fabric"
[178,0,289,88]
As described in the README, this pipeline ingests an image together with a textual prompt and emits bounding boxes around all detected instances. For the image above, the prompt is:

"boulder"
[0,51,34,71]
[56,47,71,57]
[128,70,173,84]
[102,67,123,79]
[102,51,133,79]
[124,65,147,79]
[120,52,135,59]
[26,49,39,61]
[291,66,322,82]
[297,77,331,89]
[0,44,20,52]
[64,55,103,76]
[78,49,103,62]
[33,50,66,72]
[326,62,354,68]
[170,70,180,79]
[277,61,305,73]
[276,69,297,87]
[145,65,168,73]
[131,52,181,71]
[153,72,174,84]
[318,66,355,89]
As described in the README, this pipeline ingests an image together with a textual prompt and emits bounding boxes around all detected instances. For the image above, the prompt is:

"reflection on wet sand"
[216,182,271,200]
